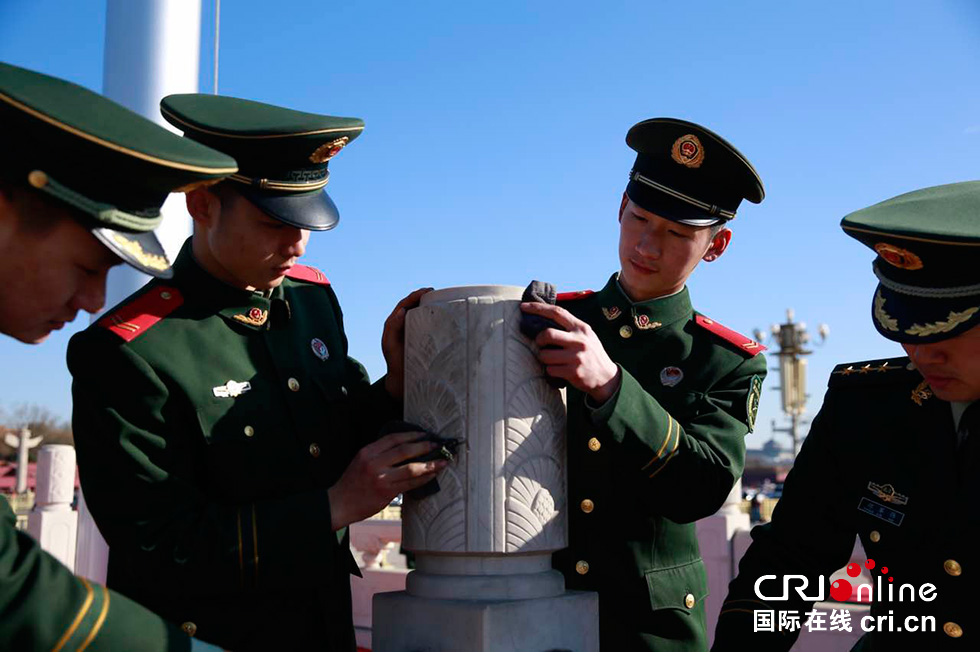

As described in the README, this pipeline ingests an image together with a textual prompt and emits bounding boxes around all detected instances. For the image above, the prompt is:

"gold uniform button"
[575,560,589,575]
[587,437,601,452]
[684,593,696,609]
[27,170,48,188]
[243,425,255,438]
[944,559,962,577]
[619,325,633,339]
[580,499,594,514]
[309,442,321,458]
[181,621,197,637]
[160,291,172,300]
[869,530,881,543]
[288,377,301,392]
[943,622,963,638]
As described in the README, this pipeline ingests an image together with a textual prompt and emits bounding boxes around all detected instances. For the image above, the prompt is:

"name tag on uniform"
[857,497,904,526]
[213,380,252,398]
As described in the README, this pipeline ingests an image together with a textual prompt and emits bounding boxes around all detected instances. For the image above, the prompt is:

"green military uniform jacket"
[555,274,766,651]
[714,357,973,651]
[67,241,400,651]
[0,497,192,651]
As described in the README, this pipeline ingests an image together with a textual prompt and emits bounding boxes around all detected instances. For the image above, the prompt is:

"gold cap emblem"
[671,134,705,168]
[874,243,923,270]
[310,136,350,163]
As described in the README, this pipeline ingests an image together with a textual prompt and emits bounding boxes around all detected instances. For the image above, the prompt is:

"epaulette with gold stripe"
[695,314,765,356]
[97,286,183,342]
[284,264,330,286]
[556,289,594,302]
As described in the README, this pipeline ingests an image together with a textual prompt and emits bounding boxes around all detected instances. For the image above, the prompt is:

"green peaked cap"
[160,94,364,231]
[625,117,764,227]
[0,62,238,277]
[841,180,980,343]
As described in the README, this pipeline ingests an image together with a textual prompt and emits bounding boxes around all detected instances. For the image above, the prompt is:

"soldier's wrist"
[587,366,622,406]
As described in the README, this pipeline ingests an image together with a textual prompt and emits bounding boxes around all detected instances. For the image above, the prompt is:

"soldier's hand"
[520,302,621,404]
[327,430,446,530]
[382,287,433,400]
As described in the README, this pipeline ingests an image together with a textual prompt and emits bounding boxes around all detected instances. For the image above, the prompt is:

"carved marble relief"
[402,287,566,554]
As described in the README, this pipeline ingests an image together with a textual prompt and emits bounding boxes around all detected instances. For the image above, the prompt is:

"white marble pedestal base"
[373,590,599,652]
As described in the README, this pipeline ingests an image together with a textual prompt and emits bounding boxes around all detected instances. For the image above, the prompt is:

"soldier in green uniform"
[521,118,768,651]
[713,181,980,651]
[67,94,445,651]
[0,62,236,651]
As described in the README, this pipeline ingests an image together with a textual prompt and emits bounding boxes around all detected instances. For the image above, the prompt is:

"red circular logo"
[829,579,852,602]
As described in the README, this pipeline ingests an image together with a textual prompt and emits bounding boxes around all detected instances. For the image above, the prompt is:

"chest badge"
[660,366,684,387]
[213,380,252,398]
[311,337,330,361]
[868,482,909,506]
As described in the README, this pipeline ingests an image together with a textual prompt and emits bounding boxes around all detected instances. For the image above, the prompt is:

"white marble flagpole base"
[373,286,598,652]
[373,589,598,652]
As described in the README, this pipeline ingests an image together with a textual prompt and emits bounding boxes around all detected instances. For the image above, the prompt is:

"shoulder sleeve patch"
[97,286,183,342]
[285,264,330,286]
[828,357,914,388]
[695,314,766,356]
[556,289,594,302]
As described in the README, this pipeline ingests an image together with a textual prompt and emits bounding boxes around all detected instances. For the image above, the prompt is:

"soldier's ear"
[185,187,221,227]
[618,192,629,223]
[702,227,731,262]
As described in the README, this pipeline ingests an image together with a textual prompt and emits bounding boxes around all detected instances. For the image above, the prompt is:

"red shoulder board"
[556,290,594,302]
[285,264,330,286]
[97,286,183,343]
[695,314,766,356]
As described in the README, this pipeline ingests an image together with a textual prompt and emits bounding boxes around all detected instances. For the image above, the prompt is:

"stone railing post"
[697,477,751,646]
[350,519,403,569]
[373,285,598,652]
[28,445,78,571]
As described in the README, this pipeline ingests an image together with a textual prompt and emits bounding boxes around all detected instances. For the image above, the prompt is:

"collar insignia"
[634,313,662,330]
[233,307,268,327]
[213,380,252,398]
[867,482,909,506]
[311,337,330,361]
[911,380,933,406]
[602,306,622,321]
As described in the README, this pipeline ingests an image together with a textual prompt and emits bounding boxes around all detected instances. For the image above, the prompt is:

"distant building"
[742,438,794,489]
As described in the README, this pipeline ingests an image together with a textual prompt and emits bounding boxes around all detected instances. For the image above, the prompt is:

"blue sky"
[1,0,978,449]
